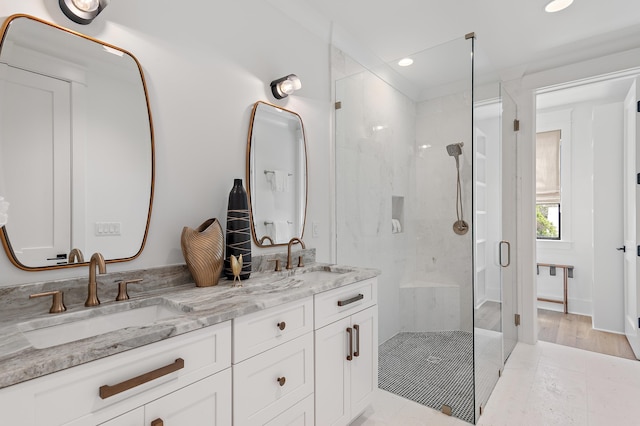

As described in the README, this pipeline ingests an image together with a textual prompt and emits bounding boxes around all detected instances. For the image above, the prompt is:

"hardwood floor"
[537,308,637,360]
[475,301,502,332]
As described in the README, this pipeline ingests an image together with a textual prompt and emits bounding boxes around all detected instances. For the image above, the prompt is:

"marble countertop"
[0,263,379,390]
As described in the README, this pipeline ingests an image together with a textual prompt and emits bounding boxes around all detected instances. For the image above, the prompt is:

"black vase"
[224,178,252,279]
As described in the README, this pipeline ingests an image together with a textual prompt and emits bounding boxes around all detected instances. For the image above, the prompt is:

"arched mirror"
[246,101,307,247]
[0,15,154,270]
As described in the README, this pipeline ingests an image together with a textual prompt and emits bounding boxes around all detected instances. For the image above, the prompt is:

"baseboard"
[536,296,592,316]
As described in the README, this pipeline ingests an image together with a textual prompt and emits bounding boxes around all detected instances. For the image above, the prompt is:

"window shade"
[536,130,561,204]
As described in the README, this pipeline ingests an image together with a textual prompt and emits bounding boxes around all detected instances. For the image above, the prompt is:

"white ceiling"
[298,0,640,81]
[285,0,640,106]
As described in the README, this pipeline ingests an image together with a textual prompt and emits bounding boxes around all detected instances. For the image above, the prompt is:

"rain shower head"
[446,142,464,157]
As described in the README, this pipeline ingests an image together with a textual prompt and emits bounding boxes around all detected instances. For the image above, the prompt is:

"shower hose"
[455,156,464,225]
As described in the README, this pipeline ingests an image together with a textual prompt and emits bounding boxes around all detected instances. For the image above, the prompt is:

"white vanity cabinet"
[0,321,232,426]
[232,297,315,426]
[0,272,380,426]
[314,278,378,426]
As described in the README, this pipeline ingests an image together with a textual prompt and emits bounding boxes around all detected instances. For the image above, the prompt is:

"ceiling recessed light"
[545,0,573,13]
[398,58,414,67]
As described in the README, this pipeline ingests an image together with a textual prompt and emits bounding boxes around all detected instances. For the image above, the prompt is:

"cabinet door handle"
[337,293,364,307]
[353,324,360,357]
[99,358,185,399]
[277,321,286,331]
[346,327,353,361]
[277,376,286,386]
[151,419,164,426]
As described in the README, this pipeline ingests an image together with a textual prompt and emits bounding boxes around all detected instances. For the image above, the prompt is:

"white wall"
[536,107,594,315]
[592,102,624,333]
[0,1,333,286]
[536,100,625,333]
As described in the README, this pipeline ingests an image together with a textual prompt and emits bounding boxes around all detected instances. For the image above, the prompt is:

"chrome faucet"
[85,252,106,307]
[68,248,84,263]
[286,237,305,270]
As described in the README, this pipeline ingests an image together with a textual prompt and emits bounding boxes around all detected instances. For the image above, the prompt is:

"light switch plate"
[95,222,121,236]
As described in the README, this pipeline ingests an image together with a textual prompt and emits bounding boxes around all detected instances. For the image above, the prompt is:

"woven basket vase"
[181,218,224,287]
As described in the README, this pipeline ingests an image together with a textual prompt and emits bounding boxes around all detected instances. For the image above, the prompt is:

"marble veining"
[0,254,378,390]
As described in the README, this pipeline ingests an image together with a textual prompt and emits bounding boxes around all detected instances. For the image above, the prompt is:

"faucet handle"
[30,290,66,314]
[268,259,282,272]
[116,279,143,301]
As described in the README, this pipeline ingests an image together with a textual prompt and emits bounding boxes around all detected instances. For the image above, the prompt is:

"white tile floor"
[353,341,640,425]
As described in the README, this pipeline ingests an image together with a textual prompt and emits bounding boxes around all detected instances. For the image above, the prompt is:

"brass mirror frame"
[0,14,155,271]
[246,101,308,247]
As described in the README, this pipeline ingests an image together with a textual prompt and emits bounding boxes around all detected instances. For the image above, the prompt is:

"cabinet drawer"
[233,333,314,426]
[314,278,377,328]
[233,297,313,363]
[31,322,231,426]
[264,394,314,426]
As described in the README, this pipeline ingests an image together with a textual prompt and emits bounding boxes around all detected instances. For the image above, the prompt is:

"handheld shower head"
[446,142,464,157]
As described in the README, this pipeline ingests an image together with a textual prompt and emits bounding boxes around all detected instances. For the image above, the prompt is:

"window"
[536,130,561,240]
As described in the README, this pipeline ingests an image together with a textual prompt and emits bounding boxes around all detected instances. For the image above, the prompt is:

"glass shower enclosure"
[333,34,516,424]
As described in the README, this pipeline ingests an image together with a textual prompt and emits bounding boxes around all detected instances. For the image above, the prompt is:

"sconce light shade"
[59,0,108,25]
[270,74,302,99]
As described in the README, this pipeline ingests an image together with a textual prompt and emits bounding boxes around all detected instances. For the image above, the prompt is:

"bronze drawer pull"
[151,419,164,426]
[99,358,185,399]
[353,324,360,357]
[337,293,364,307]
[346,327,353,361]
[277,376,286,386]
[277,321,286,331]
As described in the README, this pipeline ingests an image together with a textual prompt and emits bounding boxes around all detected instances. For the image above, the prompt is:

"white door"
[145,369,232,425]
[99,407,144,425]
[0,65,71,267]
[623,78,640,359]
[349,306,378,419]
[315,316,351,426]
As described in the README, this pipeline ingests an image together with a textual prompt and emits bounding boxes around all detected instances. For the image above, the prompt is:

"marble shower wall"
[334,48,474,342]
[415,94,474,333]
[334,50,417,344]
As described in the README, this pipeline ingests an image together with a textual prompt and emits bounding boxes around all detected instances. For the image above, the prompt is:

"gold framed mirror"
[246,101,307,247]
[0,14,155,270]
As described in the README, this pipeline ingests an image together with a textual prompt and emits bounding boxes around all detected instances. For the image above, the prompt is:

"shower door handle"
[499,241,511,267]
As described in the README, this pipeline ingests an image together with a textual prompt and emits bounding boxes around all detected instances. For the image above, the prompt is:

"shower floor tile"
[378,331,474,423]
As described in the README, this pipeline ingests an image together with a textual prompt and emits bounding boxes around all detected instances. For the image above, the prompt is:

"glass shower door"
[501,87,518,362]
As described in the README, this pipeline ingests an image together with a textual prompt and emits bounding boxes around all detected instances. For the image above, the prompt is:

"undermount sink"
[19,302,183,349]
[293,266,351,281]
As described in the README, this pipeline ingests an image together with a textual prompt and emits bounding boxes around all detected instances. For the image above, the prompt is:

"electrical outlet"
[312,221,319,238]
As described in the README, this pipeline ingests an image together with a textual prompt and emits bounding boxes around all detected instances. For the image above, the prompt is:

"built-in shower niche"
[391,196,404,234]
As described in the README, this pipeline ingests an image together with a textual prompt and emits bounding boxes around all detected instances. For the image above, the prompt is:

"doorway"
[534,70,640,360]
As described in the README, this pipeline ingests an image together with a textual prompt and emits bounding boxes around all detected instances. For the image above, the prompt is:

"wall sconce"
[59,0,109,25]
[270,74,302,99]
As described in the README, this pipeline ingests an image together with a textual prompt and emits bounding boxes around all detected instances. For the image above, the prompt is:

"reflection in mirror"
[247,101,307,247]
[0,15,154,270]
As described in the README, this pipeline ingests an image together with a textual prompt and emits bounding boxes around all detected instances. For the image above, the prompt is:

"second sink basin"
[292,265,353,282]
[19,302,183,349]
